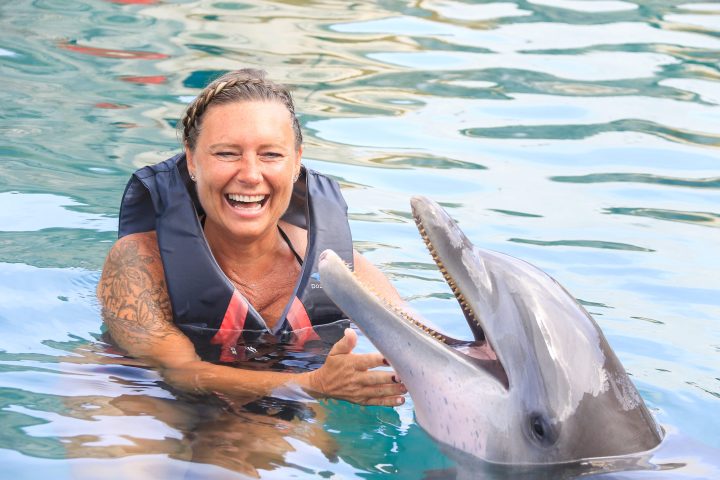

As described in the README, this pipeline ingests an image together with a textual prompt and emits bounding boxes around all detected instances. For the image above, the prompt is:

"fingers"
[360,370,401,387]
[375,382,407,397]
[352,352,387,371]
[330,331,391,371]
[357,377,407,401]
[328,328,357,357]
[336,371,407,406]
[321,329,408,407]
[364,396,406,407]
[328,329,397,373]
[352,386,406,406]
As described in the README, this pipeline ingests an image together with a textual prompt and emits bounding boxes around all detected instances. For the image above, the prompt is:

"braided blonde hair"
[181,68,302,151]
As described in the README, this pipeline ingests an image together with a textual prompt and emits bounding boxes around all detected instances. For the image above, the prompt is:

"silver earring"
[292,173,299,183]
[190,172,196,181]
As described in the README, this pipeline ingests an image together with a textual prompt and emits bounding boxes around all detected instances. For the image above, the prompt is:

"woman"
[97,69,407,407]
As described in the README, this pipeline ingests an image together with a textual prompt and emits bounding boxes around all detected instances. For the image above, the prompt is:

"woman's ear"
[294,146,303,178]
[185,144,196,178]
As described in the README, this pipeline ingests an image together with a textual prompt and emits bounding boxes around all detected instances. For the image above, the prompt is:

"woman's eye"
[261,152,283,161]
[215,152,240,160]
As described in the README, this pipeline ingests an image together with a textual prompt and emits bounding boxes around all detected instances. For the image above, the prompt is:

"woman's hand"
[302,328,407,406]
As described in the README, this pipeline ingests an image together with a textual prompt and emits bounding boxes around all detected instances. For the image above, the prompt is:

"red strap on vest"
[211,290,249,362]
[286,297,321,346]
[211,292,319,361]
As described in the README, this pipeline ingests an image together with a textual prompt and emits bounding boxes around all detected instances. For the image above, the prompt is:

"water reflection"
[0,192,116,232]
[425,1,532,22]
[550,173,720,189]
[57,41,169,60]
[527,0,638,13]
[329,17,720,52]
[605,207,720,228]
[2,338,450,479]
[508,238,655,252]
[369,51,678,81]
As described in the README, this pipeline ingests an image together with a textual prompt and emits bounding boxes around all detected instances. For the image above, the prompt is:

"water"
[1,0,718,478]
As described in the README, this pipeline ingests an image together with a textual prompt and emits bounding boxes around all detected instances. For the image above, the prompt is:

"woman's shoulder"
[99,230,168,308]
[102,231,163,278]
[112,231,160,255]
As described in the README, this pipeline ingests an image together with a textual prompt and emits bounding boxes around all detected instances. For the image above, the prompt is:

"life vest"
[117,153,354,362]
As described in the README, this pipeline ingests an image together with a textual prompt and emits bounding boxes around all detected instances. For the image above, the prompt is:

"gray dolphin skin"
[318,196,663,466]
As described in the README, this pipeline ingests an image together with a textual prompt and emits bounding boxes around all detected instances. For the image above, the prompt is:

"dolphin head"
[319,196,662,465]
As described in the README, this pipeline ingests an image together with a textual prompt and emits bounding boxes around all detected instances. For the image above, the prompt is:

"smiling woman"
[97,69,408,407]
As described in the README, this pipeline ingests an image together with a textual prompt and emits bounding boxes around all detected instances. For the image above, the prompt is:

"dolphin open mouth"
[414,214,486,343]
[319,197,509,388]
[319,196,511,390]
[410,198,508,388]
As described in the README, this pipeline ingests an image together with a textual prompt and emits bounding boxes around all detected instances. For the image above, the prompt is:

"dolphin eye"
[532,416,545,438]
[529,413,557,446]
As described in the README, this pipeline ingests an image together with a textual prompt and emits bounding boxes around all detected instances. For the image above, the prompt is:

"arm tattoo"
[98,237,182,351]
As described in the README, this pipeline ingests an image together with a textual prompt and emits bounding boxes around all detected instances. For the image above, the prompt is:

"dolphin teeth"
[351,269,450,345]
[414,215,484,347]
[395,216,476,345]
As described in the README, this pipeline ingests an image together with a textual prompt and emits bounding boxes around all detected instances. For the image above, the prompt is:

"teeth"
[414,214,481,336]
[227,193,265,202]
[355,272,447,345]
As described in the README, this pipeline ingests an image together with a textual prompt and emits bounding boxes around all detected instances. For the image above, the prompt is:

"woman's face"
[186,100,302,244]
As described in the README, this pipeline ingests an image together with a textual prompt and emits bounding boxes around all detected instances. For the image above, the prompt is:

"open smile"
[225,193,269,211]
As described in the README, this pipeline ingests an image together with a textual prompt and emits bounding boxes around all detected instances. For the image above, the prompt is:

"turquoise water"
[1,0,719,478]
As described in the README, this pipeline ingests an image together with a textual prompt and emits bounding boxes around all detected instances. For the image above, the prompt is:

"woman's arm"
[97,233,406,406]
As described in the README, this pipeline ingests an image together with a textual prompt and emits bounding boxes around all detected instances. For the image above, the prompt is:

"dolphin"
[318,196,663,466]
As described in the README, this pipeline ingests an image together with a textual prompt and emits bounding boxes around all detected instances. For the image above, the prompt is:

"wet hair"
[181,68,302,151]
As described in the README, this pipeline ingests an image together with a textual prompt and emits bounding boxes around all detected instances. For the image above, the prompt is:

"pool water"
[1,0,719,478]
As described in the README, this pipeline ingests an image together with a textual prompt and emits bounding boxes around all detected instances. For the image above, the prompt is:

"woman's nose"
[235,156,262,185]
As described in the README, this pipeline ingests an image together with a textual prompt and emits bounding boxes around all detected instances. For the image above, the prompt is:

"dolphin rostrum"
[318,196,663,466]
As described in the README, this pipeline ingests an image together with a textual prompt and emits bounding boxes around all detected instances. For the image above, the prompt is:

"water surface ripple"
[0,0,718,478]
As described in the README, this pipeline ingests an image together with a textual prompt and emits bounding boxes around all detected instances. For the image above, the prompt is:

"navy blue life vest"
[117,154,354,362]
